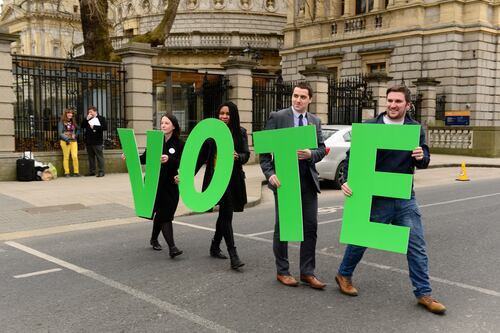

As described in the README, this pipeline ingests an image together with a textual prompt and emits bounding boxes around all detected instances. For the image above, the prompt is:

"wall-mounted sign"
[445,110,470,126]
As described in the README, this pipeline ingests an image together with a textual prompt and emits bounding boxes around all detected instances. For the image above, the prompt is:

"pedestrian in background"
[197,101,249,270]
[58,108,80,177]
[81,106,107,177]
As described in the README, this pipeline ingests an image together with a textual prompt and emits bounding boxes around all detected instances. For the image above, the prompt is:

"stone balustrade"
[428,128,473,150]
[331,11,384,35]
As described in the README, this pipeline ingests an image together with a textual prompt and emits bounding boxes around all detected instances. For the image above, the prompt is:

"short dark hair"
[160,113,181,138]
[386,85,411,103]
[294,81,313,98]
[87,106,97,113]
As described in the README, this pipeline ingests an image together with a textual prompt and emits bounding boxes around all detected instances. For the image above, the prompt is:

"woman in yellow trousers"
[58,108,80,177]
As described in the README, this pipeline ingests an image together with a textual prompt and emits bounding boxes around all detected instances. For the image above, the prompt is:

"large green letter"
[179,119,234,212]
[339,123,420,254]
[118,129,164,218]
[253,125,317,241]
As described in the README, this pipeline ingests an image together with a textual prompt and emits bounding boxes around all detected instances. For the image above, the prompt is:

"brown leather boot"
[335,274,358,296]
[417,296,446,314]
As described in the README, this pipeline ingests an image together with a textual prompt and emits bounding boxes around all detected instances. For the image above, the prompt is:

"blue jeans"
[338,195,432,298]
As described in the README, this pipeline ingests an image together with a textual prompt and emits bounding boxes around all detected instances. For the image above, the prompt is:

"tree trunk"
[79,0,114,61]
[132,0,181,47]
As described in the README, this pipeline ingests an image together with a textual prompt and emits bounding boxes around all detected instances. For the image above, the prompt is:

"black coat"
[197,127,250,212]
[81,115,107,145]
[140,135,184,220]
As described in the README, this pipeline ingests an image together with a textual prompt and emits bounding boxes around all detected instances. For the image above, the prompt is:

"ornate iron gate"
[328,75,375,124]
[13,54,125,152]
[252,75,295,132]
[152,70,228,135]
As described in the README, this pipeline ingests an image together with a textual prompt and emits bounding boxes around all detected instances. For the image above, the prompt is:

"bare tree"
[79,0,115,60]
[131,0,181,47]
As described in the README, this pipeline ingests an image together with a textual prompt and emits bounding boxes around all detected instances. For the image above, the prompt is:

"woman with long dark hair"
[198,101,250,269]
[125,113,184,258]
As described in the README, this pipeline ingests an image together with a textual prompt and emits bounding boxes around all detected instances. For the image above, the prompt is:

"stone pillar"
[115,42,157,149]
[221,55,257,158]
[365,72,393,118]
[0,31,18,153]
[413,77,440,127]
[300,65,330,124]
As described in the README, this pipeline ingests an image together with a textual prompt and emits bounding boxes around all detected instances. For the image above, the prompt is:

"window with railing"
[368,62,386,74]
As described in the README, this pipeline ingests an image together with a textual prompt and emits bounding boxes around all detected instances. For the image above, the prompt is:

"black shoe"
[169,246,183,258]
[97,172,105,177]
[85,173,96,177]
[228,247,244,270]
[150,239,162,251]
[73,173,81,177]
[210,239,228,259]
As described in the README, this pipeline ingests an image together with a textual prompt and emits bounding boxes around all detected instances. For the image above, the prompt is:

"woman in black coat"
[140,113,184,258]
[197,101,250,269]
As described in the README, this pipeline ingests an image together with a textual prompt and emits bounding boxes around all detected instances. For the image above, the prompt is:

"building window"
[356,0,374,15]
[331,23,337,34]
[124,29,134,38]
[73,5,78,13]
[368,62,386,73]
[329,67,339,80]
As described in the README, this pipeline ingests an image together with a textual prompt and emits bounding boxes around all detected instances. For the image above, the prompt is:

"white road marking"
[5,241,235,333]
[419,192,500,208]
[14,268,62,279]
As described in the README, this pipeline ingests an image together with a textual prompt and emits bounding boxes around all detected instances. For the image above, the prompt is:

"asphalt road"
[1,177,500,332]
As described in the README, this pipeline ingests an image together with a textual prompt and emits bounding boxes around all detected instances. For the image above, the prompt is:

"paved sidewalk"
[0,154,499,236]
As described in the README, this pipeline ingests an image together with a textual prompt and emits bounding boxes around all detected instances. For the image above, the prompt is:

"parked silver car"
[316,125,352,188]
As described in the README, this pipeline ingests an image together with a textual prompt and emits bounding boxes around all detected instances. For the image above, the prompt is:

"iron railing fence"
[252,75,295,132]
[13,54,125,152]
[328,75,375,125]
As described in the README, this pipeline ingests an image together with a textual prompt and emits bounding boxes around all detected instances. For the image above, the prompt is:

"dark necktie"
[298,115,308,176]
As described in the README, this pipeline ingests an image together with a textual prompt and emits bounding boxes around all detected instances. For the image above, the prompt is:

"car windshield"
[322,129,338,141]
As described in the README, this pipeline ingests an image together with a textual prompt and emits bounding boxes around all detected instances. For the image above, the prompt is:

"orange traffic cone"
[456,161,470,181]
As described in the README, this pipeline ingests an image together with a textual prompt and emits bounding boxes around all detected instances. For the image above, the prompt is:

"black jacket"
[81,115,107,145]
[197,127,250,212]
[140,135,184,220]
[343,112,430,185]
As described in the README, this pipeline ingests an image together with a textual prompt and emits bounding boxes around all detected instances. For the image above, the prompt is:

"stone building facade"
[0,0,83,57]
[110,0,287,73]
[281,0,500,128]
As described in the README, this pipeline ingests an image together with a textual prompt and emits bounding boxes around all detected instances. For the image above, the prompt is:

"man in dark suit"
[81,106,107,177]
[260,82,327,289]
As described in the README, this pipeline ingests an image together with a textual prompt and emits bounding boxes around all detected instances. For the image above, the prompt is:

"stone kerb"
[116,42,158,149]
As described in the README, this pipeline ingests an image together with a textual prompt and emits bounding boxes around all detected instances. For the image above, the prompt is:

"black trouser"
[213,190,236,250]
[87,145,104,174]
[273,176,318,276]
[151,214,175,248]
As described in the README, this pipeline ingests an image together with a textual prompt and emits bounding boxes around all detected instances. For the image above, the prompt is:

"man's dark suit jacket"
[259,107,326,193]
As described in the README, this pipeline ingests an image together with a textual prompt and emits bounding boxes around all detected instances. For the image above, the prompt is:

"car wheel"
[333,160,346,189]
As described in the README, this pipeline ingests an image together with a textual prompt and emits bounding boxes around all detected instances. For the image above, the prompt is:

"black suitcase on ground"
[16,158,36,181]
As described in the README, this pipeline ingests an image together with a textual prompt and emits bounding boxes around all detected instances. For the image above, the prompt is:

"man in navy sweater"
[335,85,446,314]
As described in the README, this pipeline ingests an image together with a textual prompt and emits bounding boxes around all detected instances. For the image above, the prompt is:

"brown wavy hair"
[60,108,76,125]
